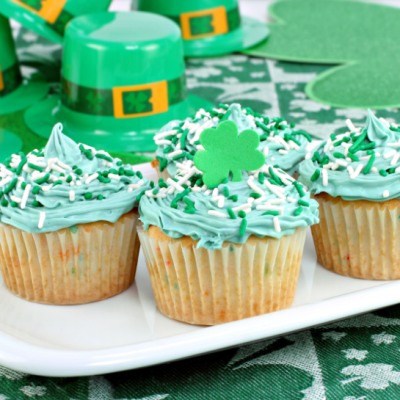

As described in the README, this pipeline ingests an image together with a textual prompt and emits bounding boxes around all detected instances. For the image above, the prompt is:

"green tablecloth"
[1,27,400,400]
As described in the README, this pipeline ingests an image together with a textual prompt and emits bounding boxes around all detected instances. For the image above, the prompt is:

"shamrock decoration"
[194,121,265,186]
[123,89,153,114]
[190,15,214,36]
[86,91,105,114]
[244,0,400,109]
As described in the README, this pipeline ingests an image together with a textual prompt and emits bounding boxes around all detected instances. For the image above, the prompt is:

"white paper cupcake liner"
[138,226,307,325]
[0,211,141,304]
[312,195,400,280]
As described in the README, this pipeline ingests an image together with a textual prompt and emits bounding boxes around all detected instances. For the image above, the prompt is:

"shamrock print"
[194,120,265,186]
[245,0,400,109]
[86,91,105,114]
[123,89,153,114]
[20,0,43,11]
[190,15,214,36]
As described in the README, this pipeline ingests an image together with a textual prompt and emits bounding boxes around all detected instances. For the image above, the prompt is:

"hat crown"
[62,12,185,88]
[138,0,238,15]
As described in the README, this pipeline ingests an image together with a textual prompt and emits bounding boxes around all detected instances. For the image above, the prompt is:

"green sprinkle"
[223,186,229,197]
[136,190,146,201]
[28,163,43,172]
[163,146,172,154]
[180,129,189,150]
[124,170,135,177]
[72,165,78,170]
[75,168,82,175]
[347,153,359,162]
[66,175,73,183]
[184,207,196,214]
[333,139,345,147]
[310,169,320,181]
[219,109,231,122]
[250,192,261,199]
[284,133,301,146]
[294,207,303,216]
[258,172,265,184]
[358,142,376,151]
[95,153,113,162]
[298,199,310,207]
[349,130,367,153]
[172,152,186,161]
[118,167,124,176]
[320,155,330,166]
[379,169,388,177]
[333,152,345,159]
[97,195,104,200]
[53,180,63,187]
[32,200,41,207]
[152,189,159,195]
[159,182,168,188]
[150,181,155,188]
[269,167,283,185]
[222,177,229,184]
[84,192,93,200]
[219,103,229,110]
[292,130,312,142]
[16,158,27,175]
[363,154,376,175]
[136,171,143,179]
[35,173,50,185]
[183,197,194,207]
[1,199,8,207]
[32,186,40,194]
[366,150,375,155]
[228,195,238,202]
[4,178,18,194]
[312,151,322,163]
[262,211,279,216]
[98,175,111,184]
[389,167,395,174]
[330,133,337,141]
[239,218,247,237]
[171,135,179,145]
[21,182,27,190]
[255,120,271,133]
[227,207,236,219]
[10,201,17,208]
[116,161,123,166]
[293,181,305,197]
[238,210,246,218]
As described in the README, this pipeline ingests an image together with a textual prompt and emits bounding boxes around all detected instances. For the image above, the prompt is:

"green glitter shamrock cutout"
[245,0,400,109]
[194,121,265,186]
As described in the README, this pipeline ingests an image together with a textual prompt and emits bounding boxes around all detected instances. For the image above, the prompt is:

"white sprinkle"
[335,159,348,167]
[324,140,332,153]
[69,191,75,202]
[323,163,333,169]
[168,150,183,159]
[243,207,252,214]
[265,180,286,199]
[346,119,358,132]
[167,178,185,193]
[201,185,208,192]
[271,157,275,161]
[191,186,201,192]
[322,169,328,186]
[383,190,390,198]
[331,163,339,171]
[57,160,72,171]
[108,173,120,181]
[10,195,21,203]
[305,152,312,160]
[247,197,255,204]
[50,164,65,174]
[41,185,53,192]
[387,142,400,148]
[38,212,46,229]
[263,147,269,156]
[155,139,172,146]
[371,167,378,172]
[350,164,363,179]
[347,166,355,176]
[289,141,300,150]
[232,203,252,212]
[254,196,266,204]
[391,152,400,166]
[212,188,219,197]
[76,180,82,186]
[204,189,212,196]
[273,217,281,233]
[85,173,99,184]
[267,198,286,205]
[0,176,11,188]
[70,181,75,186]
[384,150,397,159]
[247,178,264,196]
[20,184,31,209]
[218,196,225,208]
[287,197,297,203]
[208,210,228,218]
[279,149,288,155]
[196,145,205,151]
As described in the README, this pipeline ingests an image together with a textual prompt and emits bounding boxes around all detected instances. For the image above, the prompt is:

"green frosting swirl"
[139,165,319,250]
[154,103,310,178]
[0,123,150,233]
[299,110,400,201]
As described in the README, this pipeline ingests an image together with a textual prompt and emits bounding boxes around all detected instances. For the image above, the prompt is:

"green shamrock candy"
[194,120,265,186]
[244,0,400,109]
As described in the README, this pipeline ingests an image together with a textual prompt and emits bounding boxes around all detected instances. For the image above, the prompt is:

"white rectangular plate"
[0,162,399,377]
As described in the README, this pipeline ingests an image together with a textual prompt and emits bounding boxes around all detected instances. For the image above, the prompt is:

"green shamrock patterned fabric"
[189,14,214,36]
[1,23,400,400]
[123,89,153,114]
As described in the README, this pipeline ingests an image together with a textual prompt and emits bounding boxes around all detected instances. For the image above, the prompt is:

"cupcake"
[0,123,150,304]
[152,103,311,181]
[139,120,319,325]
[299,110,400,280]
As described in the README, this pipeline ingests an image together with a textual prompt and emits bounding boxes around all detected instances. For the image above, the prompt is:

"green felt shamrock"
[194,121,265,186]
[244,0,400,109]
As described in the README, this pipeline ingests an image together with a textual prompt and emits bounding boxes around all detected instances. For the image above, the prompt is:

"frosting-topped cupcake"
[153,103,311,179]
[0,123,150,304]
[139,119,318,324]
[0,123,150,233]
[299,110,400,280]
[299,110,400,200]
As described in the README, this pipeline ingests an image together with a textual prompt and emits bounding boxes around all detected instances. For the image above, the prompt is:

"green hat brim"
[24,94,214,152]
[0,127,22,161]
[0,2,63,44]
[0,80,49,115]
[183,16,269,57]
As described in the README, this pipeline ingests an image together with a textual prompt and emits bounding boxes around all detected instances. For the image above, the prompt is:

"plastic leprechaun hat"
[0,0,112,44]
[0,14,48,116]
[24,12,214,152]
[137,0,269,56]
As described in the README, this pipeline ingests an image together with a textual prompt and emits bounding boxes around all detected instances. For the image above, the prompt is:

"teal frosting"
[0,123,150,233]
[299,110,400,201]
[139,167,319,250]
[154,103,310,177]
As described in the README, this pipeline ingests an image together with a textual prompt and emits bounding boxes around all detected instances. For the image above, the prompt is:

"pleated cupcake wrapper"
[0,212,141,304]
[312,197,400,280]
[138,227,307,325]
